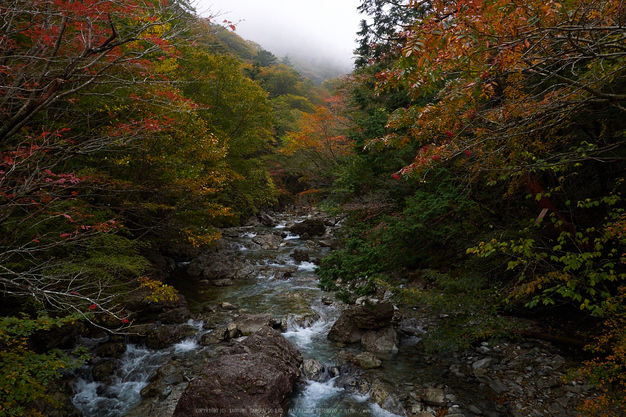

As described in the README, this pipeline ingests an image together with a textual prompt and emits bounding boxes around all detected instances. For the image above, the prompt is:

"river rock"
[472,357,493,370]
[186,243,247,280]
[318,238,343,250]
[289,249,310,262]
[274,266,298,280]
[422,388,446,406]
[327,302,396,346]
[337,350,356,365]
[232,313,279,336]
[302,358,327,382]
[141,362,185,399]
[327,310,365,344]
[173,327,302,417]
[353,301,394,330]
[199,327,228,345]
[259,213,278,227]
[122,290,188,322]
[157,307,193,324]
[125,323,155,343]
[219,301,238,310]
[145,324,197,350]
[369,378,405,415]
[288,219,326,237]
[212,279,234,287]
[340,374,371,396]
[95,342,127,359]
[361,326,398,356]
[92,359,121,382]
[489,378,510,394]
[355,352,382,369]
[253,233,284,250]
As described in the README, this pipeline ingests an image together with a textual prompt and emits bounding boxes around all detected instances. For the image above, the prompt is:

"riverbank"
[42,208,601,416]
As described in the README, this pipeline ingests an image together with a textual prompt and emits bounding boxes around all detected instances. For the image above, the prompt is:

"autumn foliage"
[280,97,353,187]
[312,0,626,413]
[0,0,287,412]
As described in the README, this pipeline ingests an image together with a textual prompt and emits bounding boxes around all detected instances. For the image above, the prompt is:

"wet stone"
[473,357,493,370]
[95,342,127,359]
[302,358,327,382]
[490,378,510,394]
[211,279,233,287]
[422,387,446,406]
[355,352,382,369]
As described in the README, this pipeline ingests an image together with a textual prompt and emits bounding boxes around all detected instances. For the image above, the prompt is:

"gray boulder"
[186,242,248,280]
[252,233,284,250]
[157,307,193,324]
[288,219,326,237]
[352,302,394,330]
[141,362,184,399]
[369,378,405,415]
[422,387,446,406]
[355,352,382,369]
[259,213,278,227]
[289,249,310,262]
[302,358,327,382]
[212,279,234,287]
[173,327,302,417]
[233,313,278,336]
[145,324,197,350]
[274,266,298,280]
[327,303,395,344]
[361,327,399,356]
[327,310,365,344]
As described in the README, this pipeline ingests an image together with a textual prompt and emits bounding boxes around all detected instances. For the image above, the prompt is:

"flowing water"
[73,212,427,416]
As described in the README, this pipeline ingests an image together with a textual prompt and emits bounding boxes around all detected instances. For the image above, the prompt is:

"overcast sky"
[193,0,364,70]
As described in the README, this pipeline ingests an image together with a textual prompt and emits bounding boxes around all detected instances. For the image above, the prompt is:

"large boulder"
[173,327,302,417]
[233,313,279,336]
[252,233,284,250]
[369,378,405,415]
[288,219,326,237]
[355,352,382,369]
[122,291,188,322]
[302,358,327,382]
[145,324,197,350]
[327,302,395,344]
[141,362,185,399]
[157,307,193,324]
[259,213,278,227]
[327,310,365,344]
[352,302,394,330]
[186,241,250,280]
[361,326,399,356]
[289,249,310,262]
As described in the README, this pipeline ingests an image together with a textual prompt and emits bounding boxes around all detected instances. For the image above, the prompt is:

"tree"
[177,45,277,218]
[280,96,353,188]
[0,0,197,319]
[355,0,425,67]
[0,0,190,144]
[378,0,626,180]
[254,49,278,67]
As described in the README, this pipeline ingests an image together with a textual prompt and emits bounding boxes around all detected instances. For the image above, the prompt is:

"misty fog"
[194,0,363,73]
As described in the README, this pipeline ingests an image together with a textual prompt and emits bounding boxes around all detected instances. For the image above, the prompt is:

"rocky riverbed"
[65,209,599,417]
